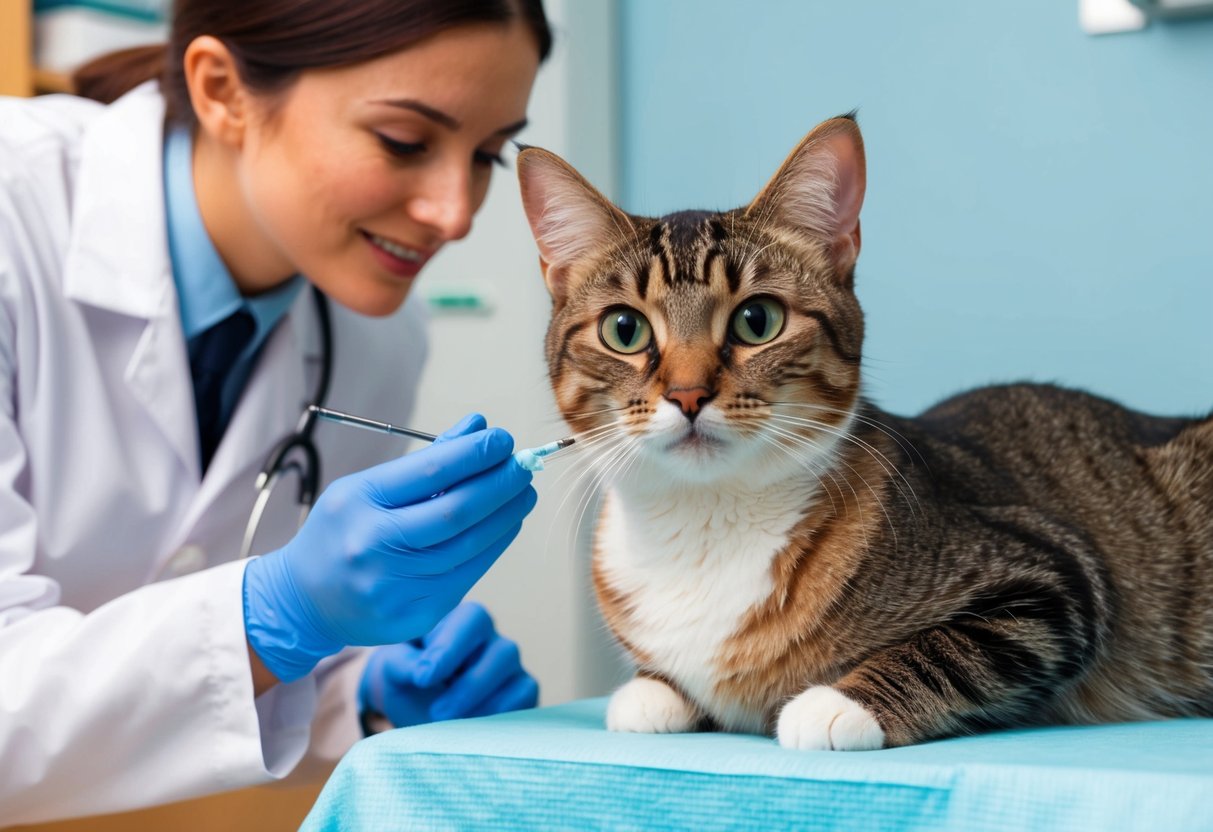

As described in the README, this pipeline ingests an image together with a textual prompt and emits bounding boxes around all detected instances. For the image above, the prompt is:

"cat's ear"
[517,147,632,302]
[746,115,866,278]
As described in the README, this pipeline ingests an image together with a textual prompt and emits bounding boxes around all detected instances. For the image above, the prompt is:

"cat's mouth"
[665,425,727,455]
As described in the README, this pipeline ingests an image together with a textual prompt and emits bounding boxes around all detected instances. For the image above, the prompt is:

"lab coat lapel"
[60,83,201,477]
[182,289,320,534]
[124,302,199,477]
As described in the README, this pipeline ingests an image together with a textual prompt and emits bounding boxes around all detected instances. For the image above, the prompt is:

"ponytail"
[72,44,168,106]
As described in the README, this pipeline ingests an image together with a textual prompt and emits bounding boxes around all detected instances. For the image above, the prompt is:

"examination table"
[301,697,1213,831]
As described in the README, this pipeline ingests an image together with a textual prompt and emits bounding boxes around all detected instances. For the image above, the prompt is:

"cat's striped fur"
[516,116,1213,749]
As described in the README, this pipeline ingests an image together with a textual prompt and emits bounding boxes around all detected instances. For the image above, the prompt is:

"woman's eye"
[730,298,786,345]
[377,134,425,158]
[474,150,506,168]
[599,308,653,354]
[378,134,504,168]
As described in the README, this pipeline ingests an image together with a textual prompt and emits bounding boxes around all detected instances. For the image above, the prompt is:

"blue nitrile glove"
[243,414,538,683]
[359,601,540,729]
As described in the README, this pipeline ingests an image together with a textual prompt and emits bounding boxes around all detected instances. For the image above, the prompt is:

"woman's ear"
[182,35,249,147]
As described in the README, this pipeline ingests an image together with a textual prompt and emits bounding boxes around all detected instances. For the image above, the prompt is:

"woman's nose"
[407,165,474,242]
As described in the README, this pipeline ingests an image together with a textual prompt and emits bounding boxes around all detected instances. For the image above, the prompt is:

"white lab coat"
[0,83,429,824]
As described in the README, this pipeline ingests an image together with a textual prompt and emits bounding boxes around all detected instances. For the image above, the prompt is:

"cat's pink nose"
[665,387,714,419]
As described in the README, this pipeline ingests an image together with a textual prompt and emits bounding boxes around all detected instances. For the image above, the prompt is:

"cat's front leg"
[776,686,885,751]
[779,512,1108,750]
[792,612,1091,749]
[606,675,703,734]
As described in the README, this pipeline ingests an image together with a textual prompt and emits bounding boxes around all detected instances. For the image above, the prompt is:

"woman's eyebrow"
[373,99,528,136]
[375,99,460,129]
[495,118,529,136]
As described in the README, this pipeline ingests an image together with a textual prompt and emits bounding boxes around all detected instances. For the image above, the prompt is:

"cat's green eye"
[599,308,653,355]
[731,298,786,345]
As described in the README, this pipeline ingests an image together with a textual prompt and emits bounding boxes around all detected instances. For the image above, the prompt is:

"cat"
[514,115,1213,751]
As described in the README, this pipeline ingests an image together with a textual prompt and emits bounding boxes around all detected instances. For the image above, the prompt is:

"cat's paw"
[606,677,699,734]
[776,685,884,751]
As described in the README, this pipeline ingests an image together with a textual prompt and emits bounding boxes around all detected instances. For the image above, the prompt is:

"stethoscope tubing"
[240,286,333,559]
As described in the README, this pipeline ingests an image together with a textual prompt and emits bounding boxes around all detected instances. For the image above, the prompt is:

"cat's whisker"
[554,423,639,460]
[762,419,897,550]
[766,401,928,469]
[600,439,645,509]
[759,422,851,492]
[576,417,639,436]
[540,418,632,454]
[762,422,872,547]
[550,461,623,559]
[764,408,919,504]
[745,175,809,268]
[738,182,781,264]
[565,435,644,555]
[766,412,923,519]
[740,238,781,271]
[572,425,637,461]
[750,431,844,520]
[767,412,904,478]
[769,412,904,480]
[557,404,632,421]
[544,424,631,484]
[542,430,635,558]
[535,410,625,434]
[766,420,920,536]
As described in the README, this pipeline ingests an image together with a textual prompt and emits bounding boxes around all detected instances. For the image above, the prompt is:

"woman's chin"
[317,276,416,318]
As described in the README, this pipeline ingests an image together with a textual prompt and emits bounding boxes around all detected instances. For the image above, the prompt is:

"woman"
[0,0,551,823]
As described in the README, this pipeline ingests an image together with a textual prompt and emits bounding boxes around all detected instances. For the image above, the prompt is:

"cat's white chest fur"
[597,475,816,733]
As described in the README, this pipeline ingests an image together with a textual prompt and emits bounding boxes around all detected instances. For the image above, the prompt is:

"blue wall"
[618,0,1213,417]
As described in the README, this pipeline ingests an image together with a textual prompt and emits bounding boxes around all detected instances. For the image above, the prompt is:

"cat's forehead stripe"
[635,259,651,300]
[647,223,675,289]
[662,210,716,248]
[725,258,742,294]
[649,213,736,291]
[702,249,720,289]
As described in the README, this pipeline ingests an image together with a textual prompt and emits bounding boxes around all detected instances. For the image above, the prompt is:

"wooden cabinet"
[0,1,34,96]
[0,3,75,96]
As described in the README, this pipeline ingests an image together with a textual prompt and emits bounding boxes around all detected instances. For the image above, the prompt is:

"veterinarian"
[0,0,550,823]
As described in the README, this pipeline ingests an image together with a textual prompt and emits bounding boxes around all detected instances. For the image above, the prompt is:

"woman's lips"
[362,230,431,277]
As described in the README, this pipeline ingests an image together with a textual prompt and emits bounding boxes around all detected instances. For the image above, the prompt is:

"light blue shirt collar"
[163,126,303,350]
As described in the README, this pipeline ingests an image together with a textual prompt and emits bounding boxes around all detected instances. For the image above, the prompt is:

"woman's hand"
[359,601,539,729]
[242,414,537,684]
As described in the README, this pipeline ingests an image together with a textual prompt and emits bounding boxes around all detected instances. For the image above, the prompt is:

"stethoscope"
[239,286,333,559]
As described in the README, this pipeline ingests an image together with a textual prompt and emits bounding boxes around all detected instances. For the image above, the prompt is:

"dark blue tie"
[191,309,255,471]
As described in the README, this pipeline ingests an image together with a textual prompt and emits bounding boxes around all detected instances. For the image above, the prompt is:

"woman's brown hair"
[73,0,552,123]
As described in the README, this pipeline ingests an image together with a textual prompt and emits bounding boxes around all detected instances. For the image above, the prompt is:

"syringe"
[308,405,575,471]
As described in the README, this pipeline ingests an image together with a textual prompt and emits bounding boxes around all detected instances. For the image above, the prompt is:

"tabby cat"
[515,116,1213,750]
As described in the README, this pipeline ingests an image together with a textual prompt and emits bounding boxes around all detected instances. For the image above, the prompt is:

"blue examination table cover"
[302,698,1213,831]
